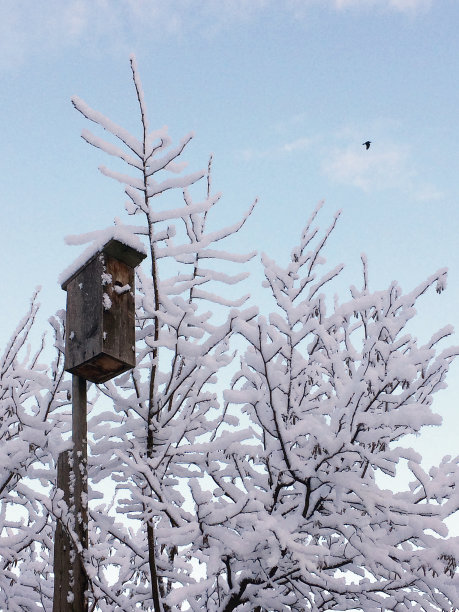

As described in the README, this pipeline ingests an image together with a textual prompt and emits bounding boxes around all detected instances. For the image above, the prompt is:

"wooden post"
[53,451,72,611]
[72,374,88,612]
[54,237,145,609]
[53,377,88,611]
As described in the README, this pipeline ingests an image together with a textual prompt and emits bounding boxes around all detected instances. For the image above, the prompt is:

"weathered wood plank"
[53,451,72,612]
[64,255,104,374]
[104,256,136,366]
[72,375,88,612]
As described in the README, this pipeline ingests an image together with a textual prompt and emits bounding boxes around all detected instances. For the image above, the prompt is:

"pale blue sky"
[1,0,458,469]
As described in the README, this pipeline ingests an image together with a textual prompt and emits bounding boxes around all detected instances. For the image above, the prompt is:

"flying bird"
[362,141,371,150]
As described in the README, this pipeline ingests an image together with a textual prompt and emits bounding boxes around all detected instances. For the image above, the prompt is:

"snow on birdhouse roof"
[59,226,147,289]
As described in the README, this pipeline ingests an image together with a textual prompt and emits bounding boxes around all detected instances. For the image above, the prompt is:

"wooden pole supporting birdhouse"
[52,450,72,611]
[53,238,146,611]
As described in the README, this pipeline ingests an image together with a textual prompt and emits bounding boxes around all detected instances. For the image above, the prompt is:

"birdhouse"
[61,239,146,384]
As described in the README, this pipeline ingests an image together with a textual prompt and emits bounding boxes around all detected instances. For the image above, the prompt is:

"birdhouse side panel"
[64,257,104,372]
[102,256,136,368]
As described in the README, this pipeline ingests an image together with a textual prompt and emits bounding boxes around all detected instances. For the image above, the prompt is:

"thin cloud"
[274,113,310,136]
[322,141,443,201]
[332,0,431,12]
[387,0,432,12]
[0,0,433,70]
[412,183,444,202]
[323,144,411,191]
[281,137,313,154]
[241,137,313,161]
[0,0,272,69]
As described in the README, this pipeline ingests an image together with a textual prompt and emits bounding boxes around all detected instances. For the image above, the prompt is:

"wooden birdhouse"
[61,239,146,384]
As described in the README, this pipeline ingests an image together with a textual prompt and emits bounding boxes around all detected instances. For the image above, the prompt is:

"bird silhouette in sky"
[362,140,371,150]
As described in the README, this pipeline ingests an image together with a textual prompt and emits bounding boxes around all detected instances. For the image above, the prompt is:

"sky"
[1,0,458,475]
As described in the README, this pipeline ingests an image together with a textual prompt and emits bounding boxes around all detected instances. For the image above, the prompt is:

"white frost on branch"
[72,95,143,156]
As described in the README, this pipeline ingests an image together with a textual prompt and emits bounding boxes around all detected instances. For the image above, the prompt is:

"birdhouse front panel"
[63,249,137,384]
[101,256,136,369]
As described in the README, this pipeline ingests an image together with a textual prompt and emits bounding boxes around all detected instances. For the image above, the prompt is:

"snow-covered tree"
[68,57,257,610]
[192,203,459,611]
[0,293,69,611]
[53,58,458,610]
[63,58,459,611]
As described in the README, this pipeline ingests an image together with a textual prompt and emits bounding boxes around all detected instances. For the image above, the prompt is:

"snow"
[113,283,130,295]
[81,128,143,169]
[101,272,112,286]
[72,95,143,156]
[102,293,112,310]
[58,225,146,287]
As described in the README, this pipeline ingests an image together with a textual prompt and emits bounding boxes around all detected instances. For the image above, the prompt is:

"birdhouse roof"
[60,229,147,290]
